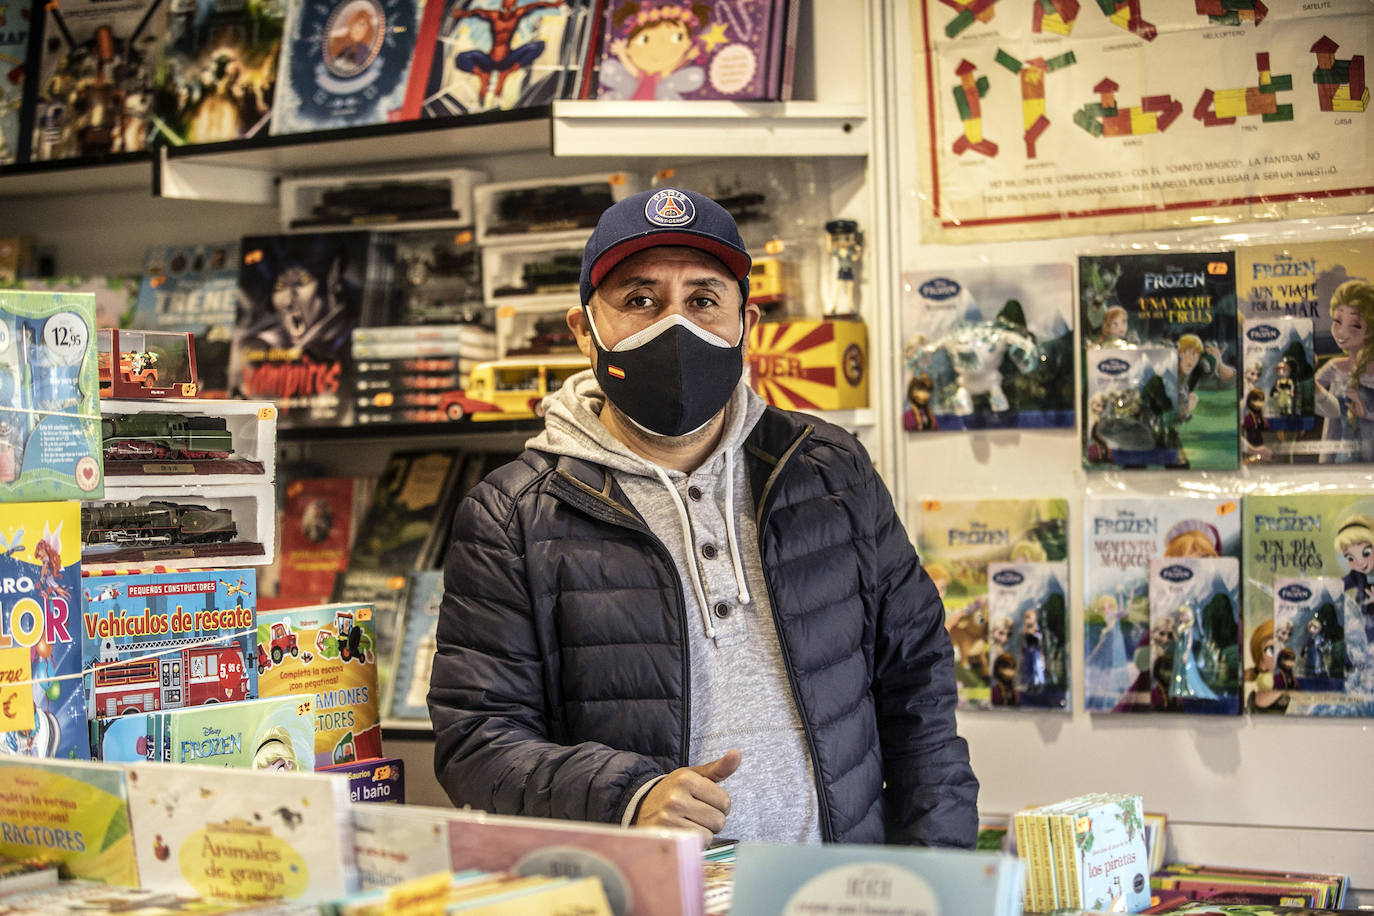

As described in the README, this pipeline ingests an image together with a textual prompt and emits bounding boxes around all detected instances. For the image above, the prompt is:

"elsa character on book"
[1336,514,1374,643]
[1019,608,1046,690]
[1170,604,1217,701]
[1086,592,1133,703]
[1314,280,1374,463]
[599,2,710,100]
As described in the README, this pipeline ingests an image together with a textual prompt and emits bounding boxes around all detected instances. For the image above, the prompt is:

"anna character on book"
[990,652,1019,707]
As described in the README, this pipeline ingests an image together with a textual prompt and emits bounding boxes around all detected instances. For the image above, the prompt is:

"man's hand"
[632,750,741,845]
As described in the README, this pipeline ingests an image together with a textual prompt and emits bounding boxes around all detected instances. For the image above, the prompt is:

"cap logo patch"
[645,189,696,227]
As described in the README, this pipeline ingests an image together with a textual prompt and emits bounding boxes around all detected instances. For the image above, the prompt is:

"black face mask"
[585,309,744,438]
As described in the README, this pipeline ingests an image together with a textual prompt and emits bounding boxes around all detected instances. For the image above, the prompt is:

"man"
[429,187,977,847]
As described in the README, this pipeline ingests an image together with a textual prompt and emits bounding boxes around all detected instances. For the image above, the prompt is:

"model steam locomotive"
[82,501,237,548]
[102,413,233,460]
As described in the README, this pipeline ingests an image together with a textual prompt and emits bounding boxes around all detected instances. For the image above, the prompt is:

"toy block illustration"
[1195,0,1267,26]
[1032,0,1080,35]
[1096,0,1157,41]
[1311,35,1369,113]
[952,59,998,157]
[1074,77,1180,137]
[1194,52,1294,125]
[940,0,1001,37]
[997,49,1076,157]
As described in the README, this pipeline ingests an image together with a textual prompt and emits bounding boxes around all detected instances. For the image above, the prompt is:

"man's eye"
[626,296,654,309]
[691,297,718,309]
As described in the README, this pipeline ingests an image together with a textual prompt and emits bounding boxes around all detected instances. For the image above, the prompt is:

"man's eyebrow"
[612,275,728,289]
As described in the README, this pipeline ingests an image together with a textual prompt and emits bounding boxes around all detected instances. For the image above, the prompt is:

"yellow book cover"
[455,876,613,915]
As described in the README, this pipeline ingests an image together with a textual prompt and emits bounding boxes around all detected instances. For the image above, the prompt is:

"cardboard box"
[748,318,869,410]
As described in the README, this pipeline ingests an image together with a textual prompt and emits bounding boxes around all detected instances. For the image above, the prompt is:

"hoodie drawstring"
[649,463,717,639]
[723,450,751,606]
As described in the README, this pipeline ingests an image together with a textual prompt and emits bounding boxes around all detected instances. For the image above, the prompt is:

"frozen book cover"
[152,0,285,145]
[160,694,316,770]
[0,758,138,885]
[132,244,240,398]
[257,603,381,768]
[1273,577,1349,694]
[595,0,786,102]
[387,569,443,721]
[1147,556,1242,715]
[1239,316,1316,462]
[1083,345,1183,469]
[984,562,1068,710]
[271,0,418,134]
[1083,495,1241,714]
[401,0,594,119]
[1080,252,1239,470]
[125,761,357,904]
[1237,239,1374,465]
[902,264,1075,432]
[1244,493,1374,716]
[0,502,86,761]
[80,570,257,720]
[915,498,1068,708]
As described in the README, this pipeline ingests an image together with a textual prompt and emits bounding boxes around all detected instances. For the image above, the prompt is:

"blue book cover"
[0,502,87,760]
[81,570,257,721]
[387,569,443,721]
[732,843,1024,916]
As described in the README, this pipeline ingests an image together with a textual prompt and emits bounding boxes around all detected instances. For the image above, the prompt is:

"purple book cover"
[595,0,786,101]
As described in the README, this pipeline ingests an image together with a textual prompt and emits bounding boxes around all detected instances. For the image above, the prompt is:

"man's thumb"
[692,749,742,783]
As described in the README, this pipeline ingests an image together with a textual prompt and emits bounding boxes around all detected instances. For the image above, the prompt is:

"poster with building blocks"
[0,502,86,761]
[915,497,1069,707]
[1243,492,1374,716]
[902,263,1074,432]
[911,2,1374,242]
[1236,238,1374,464]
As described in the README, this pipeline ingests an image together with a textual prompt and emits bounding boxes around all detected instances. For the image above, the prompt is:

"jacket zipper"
[554,469,694,768]
[754,426,835,842]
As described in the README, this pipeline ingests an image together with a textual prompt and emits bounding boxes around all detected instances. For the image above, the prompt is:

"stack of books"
[1148,863,1349,910]
[1014,793,1150,913]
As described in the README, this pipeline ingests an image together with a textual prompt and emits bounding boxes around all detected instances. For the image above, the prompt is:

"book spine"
[779,0,802,101]
[1032,812,1056,910]
[1048,810,1072,910]
[1012,812,1036,913]
[399,0,448,120]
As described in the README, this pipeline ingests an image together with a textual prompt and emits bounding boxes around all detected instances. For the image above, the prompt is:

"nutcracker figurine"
[824,218,863,317]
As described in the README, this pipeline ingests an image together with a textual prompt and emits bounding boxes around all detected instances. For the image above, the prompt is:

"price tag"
[42,313,88,364]
[257,406,276,420]
[0,322,11,353]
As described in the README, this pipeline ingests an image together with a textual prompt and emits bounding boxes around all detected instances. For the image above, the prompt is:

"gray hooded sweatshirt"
[527,370,822,844]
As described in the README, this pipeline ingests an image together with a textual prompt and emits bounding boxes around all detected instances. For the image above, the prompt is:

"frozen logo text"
[947,523,1010,547]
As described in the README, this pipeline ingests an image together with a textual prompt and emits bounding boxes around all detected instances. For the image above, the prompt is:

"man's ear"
[567,305,596,361]
[741,302,761,355]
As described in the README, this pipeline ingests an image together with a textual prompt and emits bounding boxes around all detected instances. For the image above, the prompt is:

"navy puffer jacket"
[429,406,978,846]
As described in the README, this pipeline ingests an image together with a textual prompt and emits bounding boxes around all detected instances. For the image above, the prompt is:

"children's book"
[985,561,1069,710]
[1243,493,1374,716]
[0,5,31,165]
[159,694,317,770]
[125,761,358,904]
[152,0,286,145]
[902,264,1075,432]
[1236,239,1374,464]
[1080,251,1239,470]
[0,858,59,895]
[0,757,138,885]
[271,0,418,134]
[1064,794,1150,913]
[0,501,86,760]
[1147,556,1242,715]
[400,0,595,120]
[131,243,241,398]
[0,882,255,914]
[80,570,257,721]
[320,755,404,804]
[1083,495,1242,713]
[256,603,381,768]
[351,804,453,889]
[594,0,790,102]
[387,569,444,721]
[276,477,362,606]
[915,497,1069,707]
[27,1,165,161]
[731,842,1024,916]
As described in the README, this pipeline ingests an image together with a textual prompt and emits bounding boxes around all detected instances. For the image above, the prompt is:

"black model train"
[102,413,233,461]
[82,501,237,548]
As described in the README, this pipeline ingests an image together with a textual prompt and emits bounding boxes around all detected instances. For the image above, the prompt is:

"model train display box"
[100,398,277,484]
[474,172,642,247]
[97,328,199,399]
[481,239,587,311]
[79,569,258,722]
[280,167,487,232]
[0,290,103,503]
[748,318,869,411]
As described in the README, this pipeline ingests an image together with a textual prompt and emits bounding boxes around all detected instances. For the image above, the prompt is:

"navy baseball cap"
[579,187,752,306]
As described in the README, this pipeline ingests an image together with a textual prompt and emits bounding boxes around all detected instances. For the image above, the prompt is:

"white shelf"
[551,100,869,158]
[814,407,877,430]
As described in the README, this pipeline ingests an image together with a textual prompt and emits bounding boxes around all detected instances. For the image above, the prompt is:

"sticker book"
[1080,251,1239,470]
[1244,493,1374,716]
[916,498,1069,707]
[985,562,1069,710]
[1083,495,1241,713]
[1147,556,1242,715]
[0,501,86,760]
[80,570,257,721]
[1236,239,1374,464]
[902,264,1075,432]
[257,603,380,768]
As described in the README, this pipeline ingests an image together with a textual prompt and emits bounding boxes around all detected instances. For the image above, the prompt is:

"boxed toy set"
[748,318,869,411]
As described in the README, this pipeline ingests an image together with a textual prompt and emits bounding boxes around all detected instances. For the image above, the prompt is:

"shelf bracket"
[154,146,278,205]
